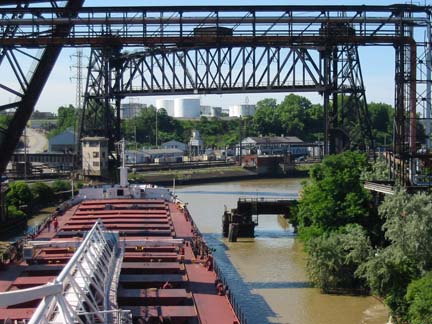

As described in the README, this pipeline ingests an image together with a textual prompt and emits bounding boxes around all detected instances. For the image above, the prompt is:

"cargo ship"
[0,148,241,324]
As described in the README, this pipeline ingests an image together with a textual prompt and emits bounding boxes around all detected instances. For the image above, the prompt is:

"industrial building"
[240,136,308,156]
[143,148,184,163]
[81,137,109,177]
[48,129,77,153]
[161,140,187,153]
[189,130,204,156]
[120,102,147,119]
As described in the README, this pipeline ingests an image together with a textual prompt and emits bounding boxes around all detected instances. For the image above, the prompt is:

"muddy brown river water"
[176,178,388,324]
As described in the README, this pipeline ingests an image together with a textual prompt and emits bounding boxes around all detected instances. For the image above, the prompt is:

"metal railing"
[27,219,128,324]
[213,258,248,324]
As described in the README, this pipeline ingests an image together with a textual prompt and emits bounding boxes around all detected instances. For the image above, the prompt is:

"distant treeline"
[45,95,412,148]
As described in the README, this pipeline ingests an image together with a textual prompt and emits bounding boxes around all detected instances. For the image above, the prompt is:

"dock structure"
[222,198,297,240]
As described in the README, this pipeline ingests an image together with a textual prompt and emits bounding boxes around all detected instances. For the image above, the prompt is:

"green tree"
[48,104,79,138]
[253,100,280,136]
[358,190,432,321]
[51,180,71,192]
[368,102,393,146]
[7,181,33,208]
[361,156,390,181]
[124,106,183,145]
[307,224,372,292]
[7,205,26,218]
[406,271,432,324]
[276,94,312,137]
[357,246,416,320]
[31,182,55,206]
[296,151,371,237]
[0,114,10,130]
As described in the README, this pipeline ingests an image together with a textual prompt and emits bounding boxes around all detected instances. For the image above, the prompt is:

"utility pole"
[70,49,85,170]
[238,117,243,166]
[24,127,27,180]
[155,108,158,148]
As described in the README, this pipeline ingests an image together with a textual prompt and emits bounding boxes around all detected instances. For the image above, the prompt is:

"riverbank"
[175,179,389,324]
[130,165,310,186]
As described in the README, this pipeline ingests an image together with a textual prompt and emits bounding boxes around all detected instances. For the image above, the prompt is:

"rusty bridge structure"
[0,2,431,186]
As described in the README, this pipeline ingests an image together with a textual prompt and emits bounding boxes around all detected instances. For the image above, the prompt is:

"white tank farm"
[155,99,174,116]
[174,98,201,118]
[229,104,256,117]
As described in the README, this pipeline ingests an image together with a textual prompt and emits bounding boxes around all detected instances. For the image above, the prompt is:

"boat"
[0,142,241,324]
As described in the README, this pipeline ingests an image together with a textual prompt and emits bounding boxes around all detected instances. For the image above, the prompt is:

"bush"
[306,224,372,292]
[406,272,432,324]
[51,180,71,192]
[7,205,26,218]
[296,151,371,235]
[6,181,33,208]
[31,182,55,206]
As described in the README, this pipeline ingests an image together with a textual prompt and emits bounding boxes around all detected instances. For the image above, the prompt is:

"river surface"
[175,178,388,324]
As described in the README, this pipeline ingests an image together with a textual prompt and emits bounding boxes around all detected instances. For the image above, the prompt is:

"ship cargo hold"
[0,183,241,324]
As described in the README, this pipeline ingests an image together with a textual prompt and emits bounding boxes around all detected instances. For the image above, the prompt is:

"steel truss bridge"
[0,2,431,184]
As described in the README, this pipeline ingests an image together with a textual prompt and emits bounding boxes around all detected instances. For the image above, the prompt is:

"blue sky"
[35,0,431,112]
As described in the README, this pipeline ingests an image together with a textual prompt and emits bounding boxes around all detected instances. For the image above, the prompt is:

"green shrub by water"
[295,152,432,323]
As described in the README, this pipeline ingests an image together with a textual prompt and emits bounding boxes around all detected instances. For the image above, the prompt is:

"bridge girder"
[0,4,429,182]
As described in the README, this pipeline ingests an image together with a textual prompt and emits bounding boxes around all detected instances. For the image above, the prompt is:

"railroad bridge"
[0,2,430,188]
[222,198,297,240]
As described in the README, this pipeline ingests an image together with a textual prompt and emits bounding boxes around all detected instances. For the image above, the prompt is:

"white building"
[161,140,187,153]
[229,104,256,117]
[174,98,201,118]
[121,102,147,119]
[81,137,109,177]
[155,99,174,116]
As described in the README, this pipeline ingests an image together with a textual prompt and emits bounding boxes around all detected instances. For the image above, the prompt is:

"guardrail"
[213,259,248,324]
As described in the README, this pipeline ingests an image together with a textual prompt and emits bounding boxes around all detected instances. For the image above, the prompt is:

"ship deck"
[0,198,239,324]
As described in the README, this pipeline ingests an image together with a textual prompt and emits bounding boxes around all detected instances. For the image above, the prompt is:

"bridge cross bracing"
[0,2,430,183]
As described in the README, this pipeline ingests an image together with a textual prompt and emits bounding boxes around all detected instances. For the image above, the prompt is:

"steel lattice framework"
[0,3,430,182]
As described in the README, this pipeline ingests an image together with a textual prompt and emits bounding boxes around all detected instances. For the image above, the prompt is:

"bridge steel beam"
[0,0,84,175]
[0,4,429,178]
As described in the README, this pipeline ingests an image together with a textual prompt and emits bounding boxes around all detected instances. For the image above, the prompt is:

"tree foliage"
[361,156,390,181]
[296,151,371,236]
[357,190,432,322]
[7,205,26,218]
[31,182,55,206]
[0,114,11,130]
[7,181,33,209]
[48,105,79,138]
[406,272,432,324]
[306,224,372,292]
[51,180,71,192]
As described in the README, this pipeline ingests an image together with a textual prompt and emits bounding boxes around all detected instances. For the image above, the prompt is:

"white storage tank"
[229,104,256,117]
[174,98,201,118]
[156,99,174,116]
